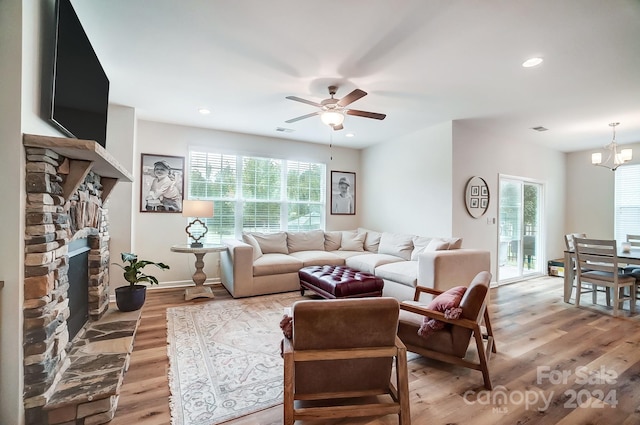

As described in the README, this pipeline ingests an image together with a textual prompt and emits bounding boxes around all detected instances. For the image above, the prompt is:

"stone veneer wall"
[24,147,111,424]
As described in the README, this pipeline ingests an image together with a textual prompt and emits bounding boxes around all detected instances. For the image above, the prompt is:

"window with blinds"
[187,150,326,243]
[614,164,640,243]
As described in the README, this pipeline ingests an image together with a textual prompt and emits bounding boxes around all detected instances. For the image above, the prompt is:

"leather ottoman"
[298,265,384,299]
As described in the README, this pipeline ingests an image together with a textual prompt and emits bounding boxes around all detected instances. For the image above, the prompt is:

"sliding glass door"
[498,176,544,283]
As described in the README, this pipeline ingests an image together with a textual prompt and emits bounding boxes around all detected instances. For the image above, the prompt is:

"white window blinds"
[614,164,640,243]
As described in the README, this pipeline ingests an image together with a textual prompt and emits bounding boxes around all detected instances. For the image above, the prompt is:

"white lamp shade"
[182,200,214,217]
[621,148,633,161]
[321,111,345,126]
[591,152,602,165]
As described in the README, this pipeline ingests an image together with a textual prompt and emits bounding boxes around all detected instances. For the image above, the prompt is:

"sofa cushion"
[242,233,263,261]
[289,251,345,267]
[251,231,289,254]
[324,231,342,251]
[378,232,414,260]
[375,261,418,288]
[252,253,303,276]
[345,253,404,275]
[339,230,365,251]
[287,230,325,253]
[329,250,369,260]
[445,237,463,249]
[358,227,382,252]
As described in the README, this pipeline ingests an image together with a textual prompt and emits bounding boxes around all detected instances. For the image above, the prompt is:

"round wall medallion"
[465,176,490,218]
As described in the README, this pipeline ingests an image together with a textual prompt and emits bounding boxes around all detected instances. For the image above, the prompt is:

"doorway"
[498,176,544,283]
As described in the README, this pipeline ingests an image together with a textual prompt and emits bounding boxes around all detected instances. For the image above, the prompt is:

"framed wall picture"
[331,171,356,215]
[464,176,490,218]
[140,153,185,213]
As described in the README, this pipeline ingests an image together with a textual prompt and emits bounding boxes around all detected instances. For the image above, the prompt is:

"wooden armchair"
[397,271,495,389]
[282,297,410,425]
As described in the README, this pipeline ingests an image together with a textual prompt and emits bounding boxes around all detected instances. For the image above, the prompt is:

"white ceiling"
[71,0,640,152]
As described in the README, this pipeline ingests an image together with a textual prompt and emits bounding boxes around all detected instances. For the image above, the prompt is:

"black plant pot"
[115,284,147,312]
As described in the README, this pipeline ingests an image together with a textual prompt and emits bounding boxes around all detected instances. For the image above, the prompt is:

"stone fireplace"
[22,134,134,425]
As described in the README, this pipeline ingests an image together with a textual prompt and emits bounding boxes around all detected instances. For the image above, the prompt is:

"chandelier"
[591,122,632,171]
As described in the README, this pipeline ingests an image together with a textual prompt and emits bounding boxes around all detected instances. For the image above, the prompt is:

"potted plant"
[113,252,170,312]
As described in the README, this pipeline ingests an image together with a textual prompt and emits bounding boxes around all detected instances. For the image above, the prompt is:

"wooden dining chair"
[625,235,640,300]
[574,238,636,316]
[564,233,601,303]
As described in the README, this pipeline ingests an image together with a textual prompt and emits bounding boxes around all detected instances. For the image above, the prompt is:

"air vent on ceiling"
[276,127,294,133]
[531,126,548,132]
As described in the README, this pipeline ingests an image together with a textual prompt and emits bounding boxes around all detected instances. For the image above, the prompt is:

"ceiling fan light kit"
[591,122,632,171]
[285,85,386,131]
[320,111,345,127]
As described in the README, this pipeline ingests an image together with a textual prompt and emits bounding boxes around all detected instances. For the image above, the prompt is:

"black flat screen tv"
[48,0,109,148]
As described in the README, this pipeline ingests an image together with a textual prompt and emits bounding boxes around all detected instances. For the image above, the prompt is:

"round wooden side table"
[170,243,226,300]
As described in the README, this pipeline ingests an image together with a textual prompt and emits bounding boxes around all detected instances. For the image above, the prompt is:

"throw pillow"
[339,230,365,251]
[425,238,450,251]
[251,231,289,254]
[417,286,467,339]
[324,231,342,251]
[410,236,433,260]
[378,232,414,260]
[358,227,382,252]
[242,233,263,261]
[445,237,463,249]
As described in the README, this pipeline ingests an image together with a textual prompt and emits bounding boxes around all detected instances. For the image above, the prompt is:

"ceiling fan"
[285,85,386,131]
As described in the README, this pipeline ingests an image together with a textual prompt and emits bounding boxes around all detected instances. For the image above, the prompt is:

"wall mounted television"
[48,0,109,148]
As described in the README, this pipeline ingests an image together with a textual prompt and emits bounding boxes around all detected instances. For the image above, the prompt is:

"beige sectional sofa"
[220,228,490,300]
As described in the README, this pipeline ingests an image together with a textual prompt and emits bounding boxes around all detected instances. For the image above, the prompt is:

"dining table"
[563,247,640,303]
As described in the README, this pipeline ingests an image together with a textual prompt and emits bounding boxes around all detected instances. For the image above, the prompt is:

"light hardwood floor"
[110,277,640,425]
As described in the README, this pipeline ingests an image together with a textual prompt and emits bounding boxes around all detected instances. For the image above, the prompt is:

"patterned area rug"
[166,292,303,425]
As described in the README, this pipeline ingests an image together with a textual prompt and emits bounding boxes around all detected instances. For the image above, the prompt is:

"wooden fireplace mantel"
[23,133,134,203]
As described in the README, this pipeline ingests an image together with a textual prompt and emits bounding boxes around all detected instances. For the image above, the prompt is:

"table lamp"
[182,200,214,247]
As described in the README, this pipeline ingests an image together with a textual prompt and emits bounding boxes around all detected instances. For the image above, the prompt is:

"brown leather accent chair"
[398,271,496,389]
[283,297,410,425]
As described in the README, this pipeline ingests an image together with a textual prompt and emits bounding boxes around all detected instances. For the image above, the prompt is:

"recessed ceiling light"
[198,108,211,115]
[522,57,543,68]
[345,132,355,138]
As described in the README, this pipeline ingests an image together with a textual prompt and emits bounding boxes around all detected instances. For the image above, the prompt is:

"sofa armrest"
[220,238,254,298]
[418,249,490,292]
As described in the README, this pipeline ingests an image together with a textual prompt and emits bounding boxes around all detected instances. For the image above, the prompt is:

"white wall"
[1,0,70,423]
[566,141,640,239]
[1,1,25,422]
[104,105,137,292]
[131,121,361,285]
[452,120,566,279]
[361,122,453,235]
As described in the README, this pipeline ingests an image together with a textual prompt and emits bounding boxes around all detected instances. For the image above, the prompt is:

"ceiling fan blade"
[337,89,367,107]
[332,124,344,131]
[346,109,386,120]
[286,96,323,108]
[285,111,320,123]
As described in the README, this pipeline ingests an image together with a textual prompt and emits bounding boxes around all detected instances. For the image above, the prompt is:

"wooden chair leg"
[483,309,496,353]
[612,285,620,317]
[283,345,295,425]
[474,326,492,390]
[394,344,411,425]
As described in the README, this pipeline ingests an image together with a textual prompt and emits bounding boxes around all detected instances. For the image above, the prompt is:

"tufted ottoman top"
[299,265,384,299]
